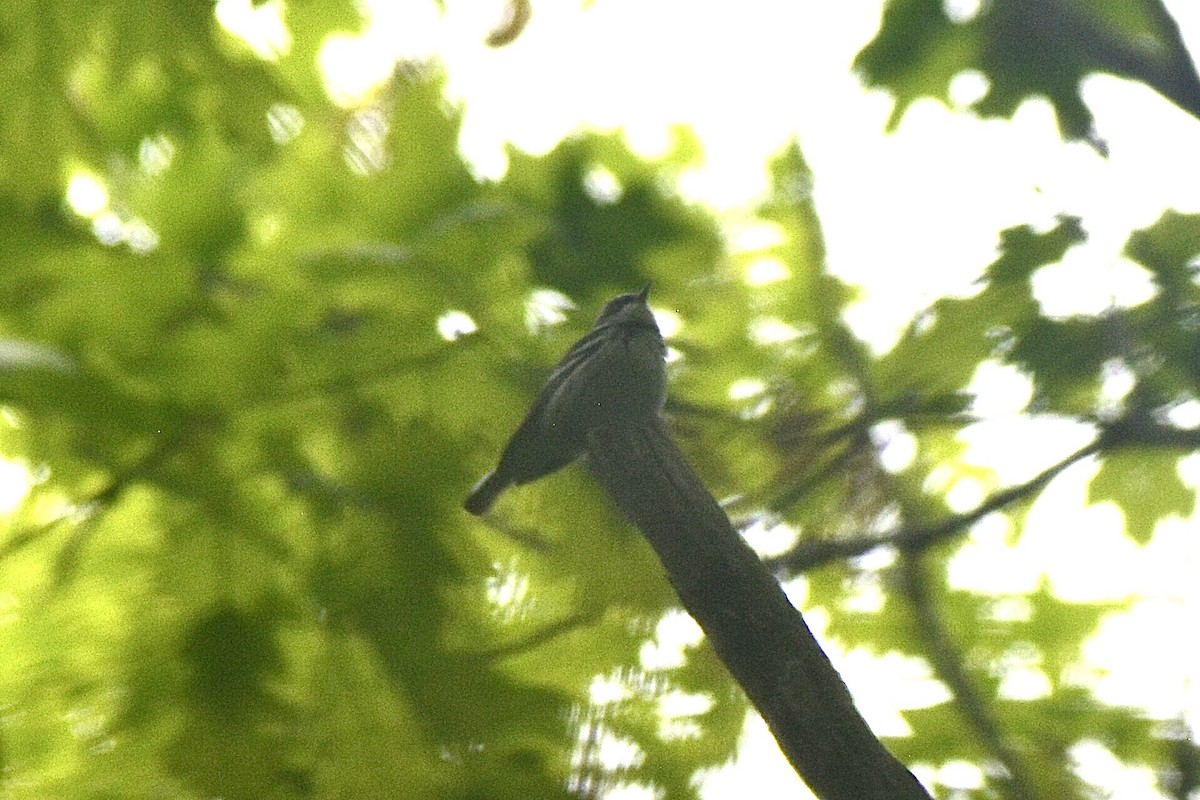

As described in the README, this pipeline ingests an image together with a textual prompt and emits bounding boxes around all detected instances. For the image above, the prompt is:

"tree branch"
[769,437,1103,574]
[0,424,188,567]
[586,419,932,800]
[898,552,1037,800]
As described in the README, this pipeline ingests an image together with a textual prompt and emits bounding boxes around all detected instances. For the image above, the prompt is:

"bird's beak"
[637,284,651,302]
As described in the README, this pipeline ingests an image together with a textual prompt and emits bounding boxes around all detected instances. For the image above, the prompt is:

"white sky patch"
[870,420,918,473]
[66,172,108,218]
[1014,455,1149,603]
[92,212,124,246]
[957,415,1097,485]
[436,310,478,341]
[696,713,813,798]
[1083,598,1195,716]
[1074,517,1200,721]
[525,288,574,333]
[727,377,766,402]
[125,219,160,255]
[748,317,804,346]
[1032,254,1158,318]
[989,595,1033,623]
[213,0,290,60]
[1179,452,1200,488]
[0,460,33,515]
[1098,357,1136,418]
[485,560,530,622]
[842,574,886,614]
[995,646,1052,701]
[923,463,955,495]
[359,0,444,62]
[967,360,1033,417]
[582,165,623,204]
[947,513,1041,594]
[740,518,800,558]
[137,134,175,175]
[650,306,681,338]
[581,728,643,771]
[937,760,985,790]
[658,690,714,740]
[943,0,985,25]
[318,33,400,108]
[267,104,305,145]
[836,649,953,734]
[589,672,633,706]
[944,476,985,513]
[1071,740,1173,800]
[727,220,788,253]
[639,609,703,672]
[744,256,791,286]
[948,70,990,108]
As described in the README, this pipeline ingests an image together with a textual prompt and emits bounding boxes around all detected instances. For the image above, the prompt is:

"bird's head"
[595,285,657,331]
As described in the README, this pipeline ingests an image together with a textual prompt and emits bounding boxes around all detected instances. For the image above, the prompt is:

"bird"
[464,286,667,515]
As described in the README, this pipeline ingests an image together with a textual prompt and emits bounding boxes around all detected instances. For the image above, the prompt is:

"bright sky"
[50,1,1200,797]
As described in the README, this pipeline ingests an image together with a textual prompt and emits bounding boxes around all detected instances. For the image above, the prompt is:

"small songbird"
[464,286,667,515]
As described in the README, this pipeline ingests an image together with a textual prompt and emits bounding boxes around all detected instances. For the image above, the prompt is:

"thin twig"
[769,437,1102,574]
[898,552,1038,800]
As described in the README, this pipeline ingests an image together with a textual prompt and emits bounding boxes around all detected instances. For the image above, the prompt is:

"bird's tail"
[464,470,509,515]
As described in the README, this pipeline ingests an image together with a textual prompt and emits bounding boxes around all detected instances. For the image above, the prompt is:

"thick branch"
[586,419,931,800]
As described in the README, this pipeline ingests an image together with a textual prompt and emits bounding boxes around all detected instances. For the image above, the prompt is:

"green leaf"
[855,0,1200,141]
[1088,450,1195,543]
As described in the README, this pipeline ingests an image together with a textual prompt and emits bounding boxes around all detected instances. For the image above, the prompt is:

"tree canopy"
[1,1,1199,799]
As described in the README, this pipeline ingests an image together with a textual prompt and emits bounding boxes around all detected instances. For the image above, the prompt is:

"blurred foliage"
[0,2,1198,799]
[856,0,1200,143]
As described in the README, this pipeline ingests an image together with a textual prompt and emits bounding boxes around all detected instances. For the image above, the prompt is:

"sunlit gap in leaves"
[994,641,1053,701]
[582,165,623,205]
[138,133,175,175]
[727,378,771,420]
[843,547,897,614]
[0,458,34,515]
[869,420,918,474]
[267,104,305,145]
[571,612,710,797]
[743,257,790,287]
[739,517,800,559]
[241,0,441,113]
[65,172,107,217]
[1,382,103,537]
[942,0,985,24]
[747,318,806,348]
[436,310,478,341]
[649,307,683,366]
[64,169,160,254]
[1031,249,1158,318]
[345,109,391,175]
[1097,357,1136,420]
[948,69,990,109]
[213,0,290,61]
[729,219,790,288]
[1071,739,1170,799]
[802,594,953,744]
[525,289,573,334]
[484,559,530,623]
